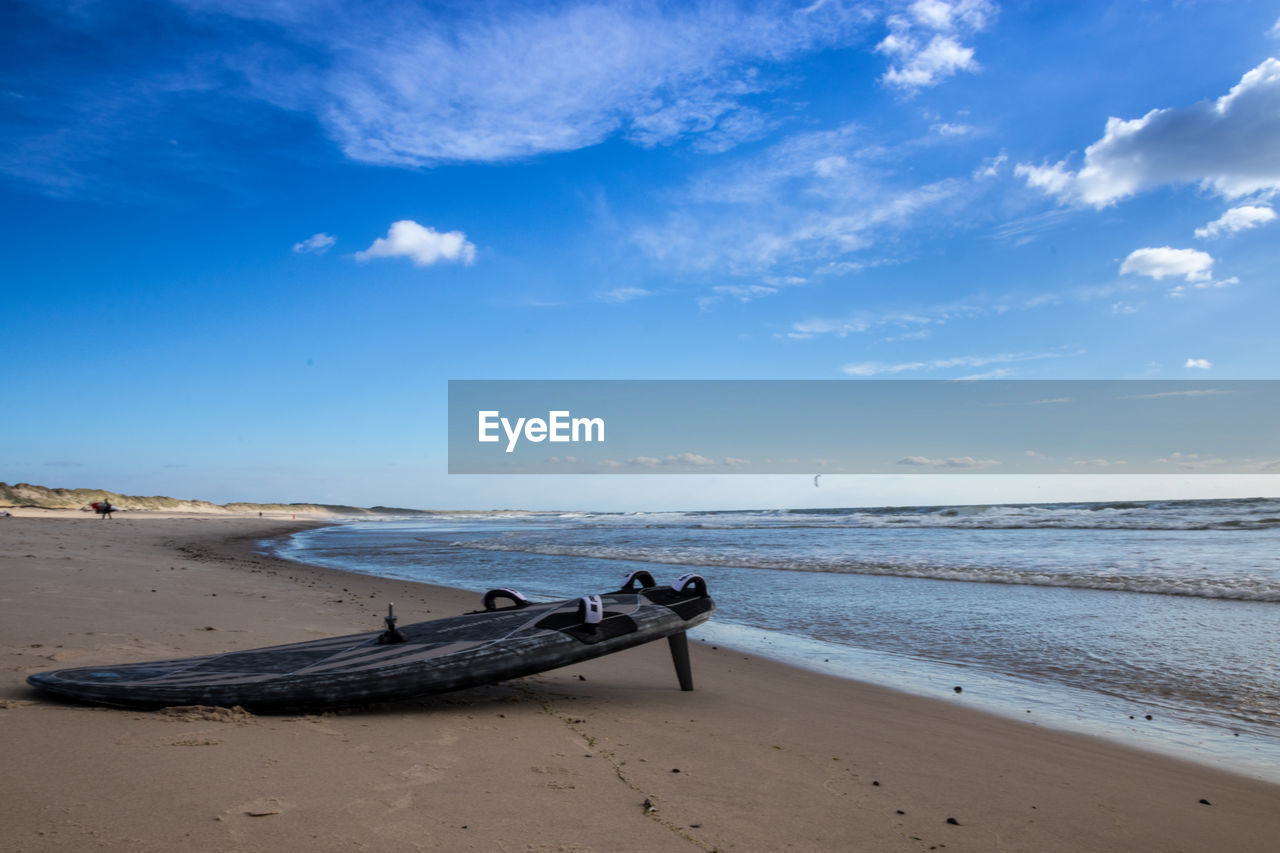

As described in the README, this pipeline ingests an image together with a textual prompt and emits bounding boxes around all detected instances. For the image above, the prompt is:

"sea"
[266,496,1280,782]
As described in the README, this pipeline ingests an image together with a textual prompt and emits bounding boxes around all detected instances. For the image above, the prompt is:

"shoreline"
[3,514,1279,851]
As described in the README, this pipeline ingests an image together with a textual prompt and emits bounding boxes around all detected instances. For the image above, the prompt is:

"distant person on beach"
[97,500,113,519]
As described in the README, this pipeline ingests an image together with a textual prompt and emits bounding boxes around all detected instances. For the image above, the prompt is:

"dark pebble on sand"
[1145,714,1153,720]
[672,768,681,773]
[896,810,905,815]
[1199,799,1212,805]
[954,686,962,693]
[577,674,587,681]
[872,781,880,786]
[946,817,960,825]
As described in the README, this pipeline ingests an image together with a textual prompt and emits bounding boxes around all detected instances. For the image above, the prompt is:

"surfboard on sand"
[26,571,714,711]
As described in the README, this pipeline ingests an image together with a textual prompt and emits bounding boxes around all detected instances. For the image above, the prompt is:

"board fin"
[377,603,407,645]
[668,631,694,691]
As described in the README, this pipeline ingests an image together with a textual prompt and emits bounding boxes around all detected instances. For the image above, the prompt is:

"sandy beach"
[2,512,1278,852]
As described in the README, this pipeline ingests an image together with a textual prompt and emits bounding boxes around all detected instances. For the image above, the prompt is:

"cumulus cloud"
[876,0,996,91]
[1119,247,1213,282]
[292,232,336,254]
[1185,358,1212,369]
[1194,204,1276,239]
[355,220,476,267]
[1016,58,1280,206]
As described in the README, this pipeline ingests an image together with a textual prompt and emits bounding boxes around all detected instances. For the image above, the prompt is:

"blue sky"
[3,0,1279,510]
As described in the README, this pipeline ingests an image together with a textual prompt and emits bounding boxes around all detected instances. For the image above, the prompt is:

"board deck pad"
[27,574,714,711]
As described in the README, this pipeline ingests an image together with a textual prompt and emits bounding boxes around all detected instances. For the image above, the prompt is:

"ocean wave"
[448,538,1280,602]
[552,498,1280,531]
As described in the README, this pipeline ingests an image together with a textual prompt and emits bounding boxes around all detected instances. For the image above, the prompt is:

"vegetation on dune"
[0,482,431,515]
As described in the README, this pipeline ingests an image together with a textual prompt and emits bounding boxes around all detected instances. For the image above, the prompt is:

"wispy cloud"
[595,286,653,304]
[1184,358,1212,369]
[293,232,336,254]
[620,453,748,469]
[1154,452,1225,470]
[633,122,966,276]
[1016,58,1280,206]
[1120,388,1229,399]
[842,349,1068,376]
[989,207,1076,244]
[789,305,965,340]
[355,220,476,267]
[897,454,1000,468]
[699,275,807,309]
[1167,276,1238,297]
[3,2,879,192]
[231,2,871,167]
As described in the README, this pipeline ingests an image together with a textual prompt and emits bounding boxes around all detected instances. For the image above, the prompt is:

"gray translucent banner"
[448,380,1280,474]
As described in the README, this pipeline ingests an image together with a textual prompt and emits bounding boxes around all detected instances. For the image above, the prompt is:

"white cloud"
[1167,275,1237,297]
[1119,247,1213,282]
[1194,204,1276,239]
[227,2,869,167]
[596,286,652,303]
[897,455,1000,468]
[841,350,1066,376]
[634,122,965,275]
[789,301,988,340]
[1017,58,1280,206]
[700,275,808,308]
[1119,388,1230,399]
[355,220,476,267]
[876,1,996,91]
[626,453,720,468]
[292,232,336,254]
[1185,358,1212,369]
[974,151,1007,178]
[714,284,778,302]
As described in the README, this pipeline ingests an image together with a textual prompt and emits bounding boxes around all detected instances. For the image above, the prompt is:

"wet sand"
[2,511,1278,852]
